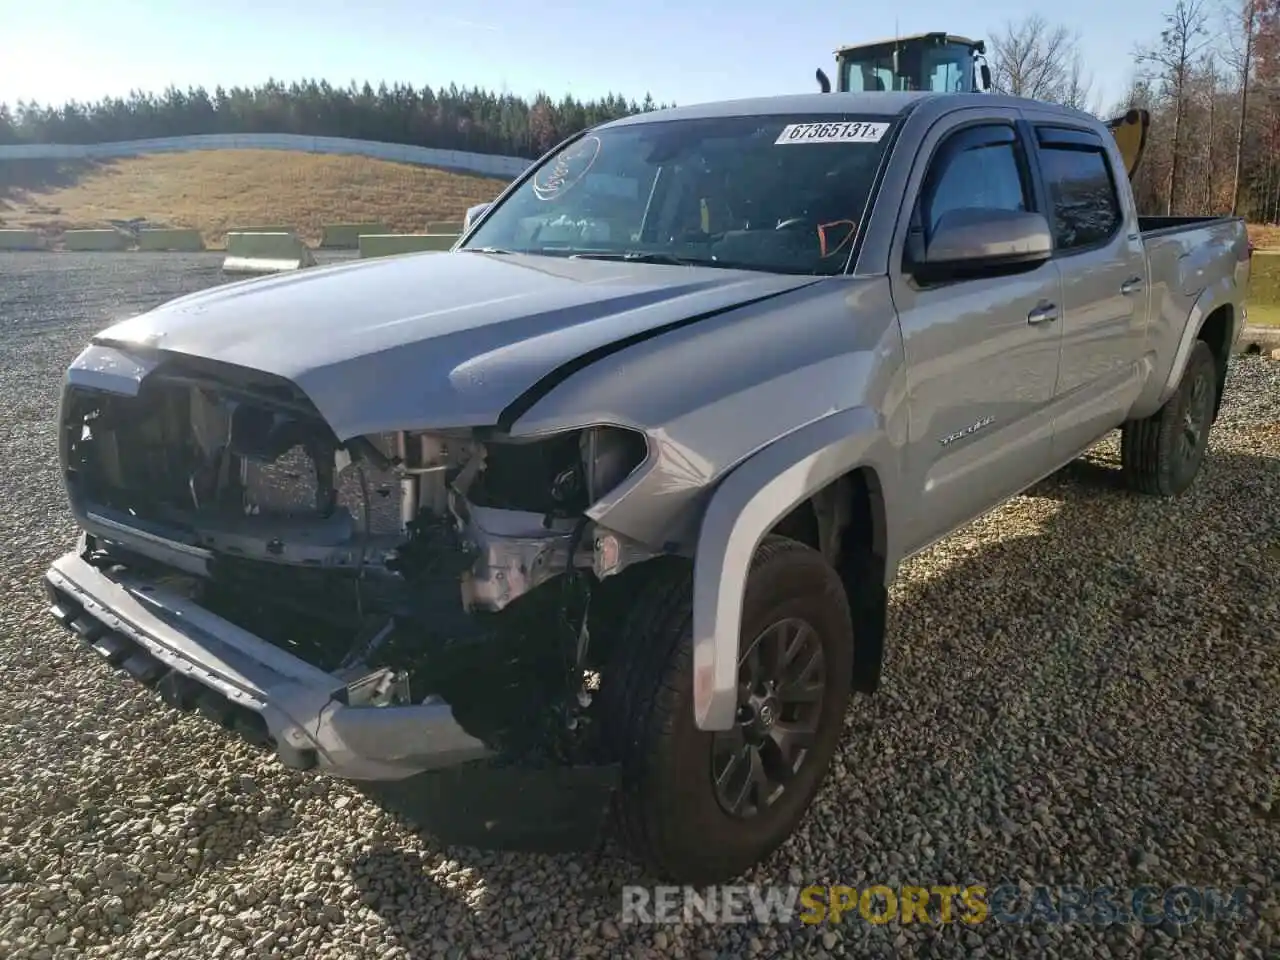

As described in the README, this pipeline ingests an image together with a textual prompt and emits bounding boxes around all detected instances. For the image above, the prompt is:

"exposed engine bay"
[59,360,653,763]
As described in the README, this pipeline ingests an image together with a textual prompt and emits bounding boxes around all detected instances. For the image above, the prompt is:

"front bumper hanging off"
[44,545,493,781]
[44,541,621,851]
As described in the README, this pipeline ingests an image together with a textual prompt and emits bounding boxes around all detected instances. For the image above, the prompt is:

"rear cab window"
[1033,126,1124,252]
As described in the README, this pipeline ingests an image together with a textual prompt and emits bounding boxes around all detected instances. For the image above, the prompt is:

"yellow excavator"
[815,32,1149,178]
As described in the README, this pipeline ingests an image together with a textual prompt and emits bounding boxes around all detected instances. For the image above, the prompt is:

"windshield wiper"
[464,246,516,254]
[570,251,726,267]
[568,250,813,275]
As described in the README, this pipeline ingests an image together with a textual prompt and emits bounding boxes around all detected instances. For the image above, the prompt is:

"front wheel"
[598,536,854,884]
[1120,340,1219,497]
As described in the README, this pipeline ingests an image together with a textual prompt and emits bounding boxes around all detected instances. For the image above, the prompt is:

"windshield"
[461,113,898,275]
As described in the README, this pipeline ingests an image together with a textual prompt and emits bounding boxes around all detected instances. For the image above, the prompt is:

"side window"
[1035,127,1122,251]
[920,124,1029,241]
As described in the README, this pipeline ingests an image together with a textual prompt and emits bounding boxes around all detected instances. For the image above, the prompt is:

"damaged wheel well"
[767,466,888,694]
[1196,304,1232,423]
[593,464,891,710]
[768,466,884,570]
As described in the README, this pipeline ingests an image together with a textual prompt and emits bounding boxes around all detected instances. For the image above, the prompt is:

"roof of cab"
[600,92,929,127]
[834,33,982,55]
[596,91,1096,129]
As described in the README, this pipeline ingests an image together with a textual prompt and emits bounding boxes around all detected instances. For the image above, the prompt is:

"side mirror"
[917,208,1052,280]
[463,202,491,234]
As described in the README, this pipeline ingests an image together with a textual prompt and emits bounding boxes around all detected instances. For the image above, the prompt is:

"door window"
[1035,126,1123,251]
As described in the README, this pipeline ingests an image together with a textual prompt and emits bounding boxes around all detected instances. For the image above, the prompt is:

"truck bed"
[1138,215,1241,237]
[1132,213,1250,410]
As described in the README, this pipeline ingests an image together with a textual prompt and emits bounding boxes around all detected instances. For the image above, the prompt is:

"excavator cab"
[816,33,991,95]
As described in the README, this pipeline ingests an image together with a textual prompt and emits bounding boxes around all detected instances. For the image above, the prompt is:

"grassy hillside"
[2,152,1279,328]
[0,150,511,246]
[4,150,1280,252]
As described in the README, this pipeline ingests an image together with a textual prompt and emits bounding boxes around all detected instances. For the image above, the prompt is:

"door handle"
[1027,301,1059,326]
[1120,276,1145,295]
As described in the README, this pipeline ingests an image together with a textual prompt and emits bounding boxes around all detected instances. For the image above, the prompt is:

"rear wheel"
[1121,340,1218,497]
[599,536,853,883]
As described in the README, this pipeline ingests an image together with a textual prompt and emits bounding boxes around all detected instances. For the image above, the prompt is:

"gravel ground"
[0,252,1277,959]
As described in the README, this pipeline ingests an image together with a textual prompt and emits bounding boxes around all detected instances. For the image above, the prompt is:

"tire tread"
[1121,340,1217,497]
[601,536,837,880]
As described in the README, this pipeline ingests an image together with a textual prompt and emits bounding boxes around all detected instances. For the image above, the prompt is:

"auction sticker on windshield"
[774,121,890,144]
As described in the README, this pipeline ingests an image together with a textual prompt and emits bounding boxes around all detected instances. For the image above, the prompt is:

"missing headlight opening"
[60,366,651,763]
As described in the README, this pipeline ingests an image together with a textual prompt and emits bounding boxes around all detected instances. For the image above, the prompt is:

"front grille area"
[63,377,406,540]
[241,439,404,537]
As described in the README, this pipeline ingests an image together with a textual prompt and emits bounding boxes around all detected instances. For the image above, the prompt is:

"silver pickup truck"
[45,91,1250,884]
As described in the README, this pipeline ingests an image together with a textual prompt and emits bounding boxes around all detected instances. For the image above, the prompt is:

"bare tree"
[987,15,1096,108]
[1136,0,1213,214]
[1200,55,1221,210]
[1062,51,1102,113]
[1221,0,1261,213]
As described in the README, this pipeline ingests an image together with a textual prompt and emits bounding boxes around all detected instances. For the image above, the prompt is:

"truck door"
[1022,116,1149,460]
[888,109,1065,555]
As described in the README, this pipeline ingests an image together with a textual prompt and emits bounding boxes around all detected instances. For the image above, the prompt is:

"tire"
[598,535,854,884]
[1120,340,1219,497]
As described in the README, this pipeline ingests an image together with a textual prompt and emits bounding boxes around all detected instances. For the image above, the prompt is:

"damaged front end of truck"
[46,345,658,844]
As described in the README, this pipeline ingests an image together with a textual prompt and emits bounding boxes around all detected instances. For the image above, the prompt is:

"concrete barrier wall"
[358,234,457,258]
[1236,323,1280,353]
[229,224,296,236]
[223,232,316,273]
[0,229,43,250]
[0,134,531,179]
[64,230,128,251]
[137,228,205,252]
[427,221,465,235]
[321,223,388,249]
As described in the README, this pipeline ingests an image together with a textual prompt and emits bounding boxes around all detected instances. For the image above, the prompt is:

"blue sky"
[3,0,1205,117]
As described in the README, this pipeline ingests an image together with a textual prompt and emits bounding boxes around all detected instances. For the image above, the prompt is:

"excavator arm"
[1105,108,1150,179]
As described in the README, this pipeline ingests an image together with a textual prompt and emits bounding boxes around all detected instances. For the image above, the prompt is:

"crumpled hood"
[95,251,820,439]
